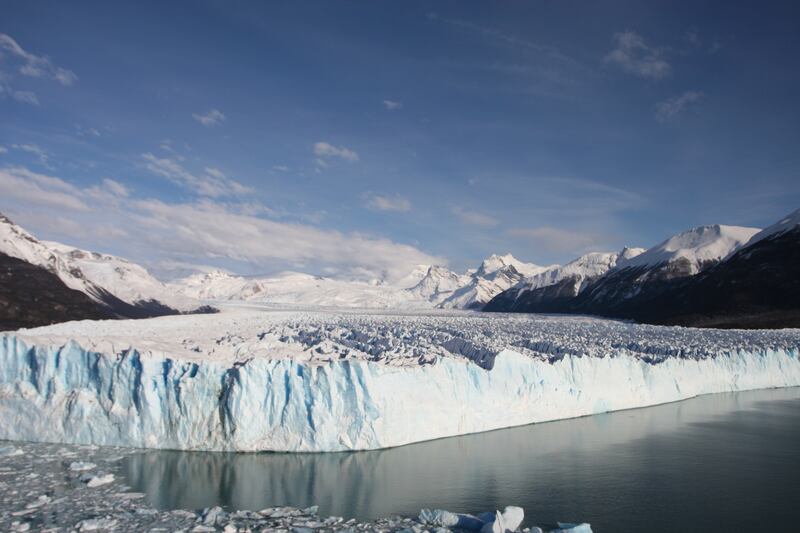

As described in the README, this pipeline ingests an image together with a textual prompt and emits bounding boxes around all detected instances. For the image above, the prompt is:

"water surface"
[122,387,800,532]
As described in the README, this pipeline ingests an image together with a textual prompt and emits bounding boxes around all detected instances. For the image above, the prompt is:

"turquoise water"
[122,387,800,532]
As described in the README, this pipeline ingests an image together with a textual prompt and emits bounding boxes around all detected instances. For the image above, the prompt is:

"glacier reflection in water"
[122,387,800,532]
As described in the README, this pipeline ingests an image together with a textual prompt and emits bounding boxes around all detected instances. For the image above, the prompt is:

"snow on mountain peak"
[476,253,549,278]
[407,265,468,300]
[620,224,760,274]
[0,212,199,312]
[515,247,644,295]
[743,208,800,249]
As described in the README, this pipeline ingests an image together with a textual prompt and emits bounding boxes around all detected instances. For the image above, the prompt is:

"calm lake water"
[122,387,800,532]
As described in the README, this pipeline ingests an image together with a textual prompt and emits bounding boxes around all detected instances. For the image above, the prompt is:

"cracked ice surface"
[7,306,800,366]
[1,307,800,451]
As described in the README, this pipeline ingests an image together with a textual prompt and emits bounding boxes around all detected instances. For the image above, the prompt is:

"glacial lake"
[122,387,800,532]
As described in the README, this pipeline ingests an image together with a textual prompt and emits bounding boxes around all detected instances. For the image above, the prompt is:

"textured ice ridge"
[2,315,800,452]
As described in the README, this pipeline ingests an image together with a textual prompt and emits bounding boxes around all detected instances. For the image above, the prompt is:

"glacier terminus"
[2,307,799,452]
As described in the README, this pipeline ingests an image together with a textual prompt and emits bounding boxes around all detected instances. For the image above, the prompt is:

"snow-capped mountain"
[475,253,549,279]
[485,247,646,312]
[486,211,800,328]
[172,253,548,310]
[517,248,646,294]
[619,224,759,275]
[740,208,800,250]
[406,266,470,303]
[170,269,433,309]
[407,253,550,309]
[0,213,209,321]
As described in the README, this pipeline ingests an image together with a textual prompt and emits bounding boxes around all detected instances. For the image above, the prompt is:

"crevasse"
[1,334,799,452]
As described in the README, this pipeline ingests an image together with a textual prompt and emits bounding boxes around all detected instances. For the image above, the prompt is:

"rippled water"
[122,387,800,532]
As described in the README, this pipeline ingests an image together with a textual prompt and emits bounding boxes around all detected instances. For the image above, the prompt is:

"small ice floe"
[419,506,524,532]
[25,494,51,509]
[76,518,119,531]
[551,523,593,532]
[83,473,114,487]
[418,506,592,533]
[0,445,24,457]
[69,461,97,472]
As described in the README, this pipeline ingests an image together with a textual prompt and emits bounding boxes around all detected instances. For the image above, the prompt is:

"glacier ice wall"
[1,335,800,452]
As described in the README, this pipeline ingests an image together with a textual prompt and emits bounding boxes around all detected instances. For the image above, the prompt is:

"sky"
[1,0,799,281]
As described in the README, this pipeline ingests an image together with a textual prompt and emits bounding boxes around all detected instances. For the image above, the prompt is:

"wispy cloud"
[0,33,78,85]
[11,143,50,166]
[0,145,7,154]
[605,30,671,80]
[313,141,359,163]
[363,193,411,212]
[0,165,442,282]
[383,99,402,110]
[11,90,38,105]
[0,167,88,211]
[655,90,704,123]
[507,226,596,254]
[431,14,585,72]
[451,206,498,227]
[142,153,251,197]
[75,123,102,137]
[192,109,226,127]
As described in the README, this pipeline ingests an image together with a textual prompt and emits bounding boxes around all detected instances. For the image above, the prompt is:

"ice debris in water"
[0,439,594,532]
[0,446,23,457]
[83,473,114,487]
[69,461,96,471]
[419,505,587,533]
[552,523,593,532]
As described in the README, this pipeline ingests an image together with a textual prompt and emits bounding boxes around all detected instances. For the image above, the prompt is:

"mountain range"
[485,209,800,329]
[2,208,798,330]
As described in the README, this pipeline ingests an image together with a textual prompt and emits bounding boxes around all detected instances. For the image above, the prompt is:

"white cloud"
[0,165,443,282]
[0,167,89,211]
[101,178,129,197]
[204,167,227,180]
[142,153,251,197]
[383,99,403,110]
[313,141,359,162]
[192,109,226,126]
[655,90,704,123]
[605,30,671,80]
[85,178,130,205]
[0,145,7,153]
[451,206,499,227]
[0,33,78,85]
[12,90,38,105]
[0,164,445,278]
[364,193,411,212]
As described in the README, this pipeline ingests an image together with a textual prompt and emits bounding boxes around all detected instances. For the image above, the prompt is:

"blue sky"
[1,0,799,280]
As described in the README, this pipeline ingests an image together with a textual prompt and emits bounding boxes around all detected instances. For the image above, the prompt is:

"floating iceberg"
[1,309,799,452]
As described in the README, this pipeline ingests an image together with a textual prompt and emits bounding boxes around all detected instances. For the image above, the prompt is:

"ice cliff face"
[1,310,799,452]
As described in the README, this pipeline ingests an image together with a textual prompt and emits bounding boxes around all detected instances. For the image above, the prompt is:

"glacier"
[1,309,799,452]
